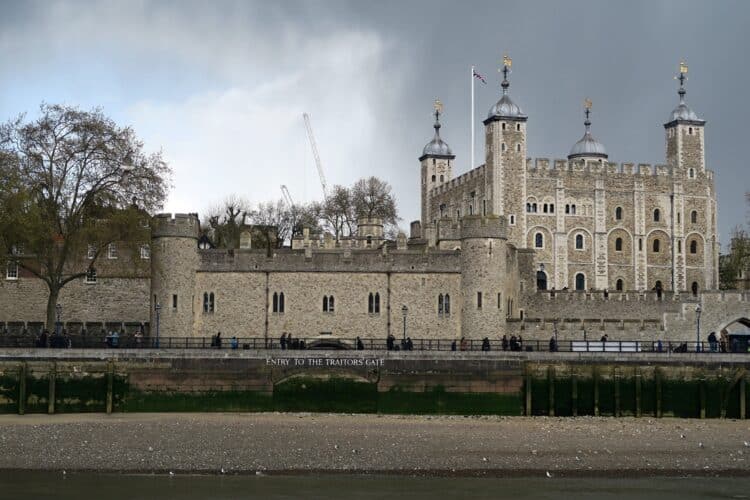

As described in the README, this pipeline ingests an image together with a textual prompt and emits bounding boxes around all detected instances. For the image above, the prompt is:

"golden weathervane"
[679,60,688,74]
[503,54,512,68]
[584,98,593,110]
[434,99,443,114]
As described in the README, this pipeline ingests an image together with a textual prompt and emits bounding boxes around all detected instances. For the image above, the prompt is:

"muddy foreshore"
[0,413,749,477]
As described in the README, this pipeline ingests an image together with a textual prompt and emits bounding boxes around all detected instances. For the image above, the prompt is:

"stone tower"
[459,216,509,338]
[663,62,714,291]
[420,100,454,226]
[150,213,200,337]
[483,56,527,247]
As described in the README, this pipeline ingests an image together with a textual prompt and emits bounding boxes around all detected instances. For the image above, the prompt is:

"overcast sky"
[1,0,748,248]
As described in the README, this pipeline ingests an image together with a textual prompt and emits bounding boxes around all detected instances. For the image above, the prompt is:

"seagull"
[546,471,552,478]
[744,441,749,447]
[699,442,704,448]
[169,471,175,476]
[680,434,686,439]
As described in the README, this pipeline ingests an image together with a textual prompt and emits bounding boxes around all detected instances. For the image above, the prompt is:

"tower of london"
[421,59,718,295]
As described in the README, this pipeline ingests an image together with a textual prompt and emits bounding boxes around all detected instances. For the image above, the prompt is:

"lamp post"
[401,305,408,342]
[154,303,161,348]
[695,304,702,352]
[55,304,62,336]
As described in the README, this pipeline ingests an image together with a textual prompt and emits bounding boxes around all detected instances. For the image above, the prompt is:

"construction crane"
[280,184,294,210]
[303,112,328,200]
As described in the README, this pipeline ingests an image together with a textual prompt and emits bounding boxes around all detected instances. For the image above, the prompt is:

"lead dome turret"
[568,100,608,160]
[485,56,527,122]
[421,104,453,158]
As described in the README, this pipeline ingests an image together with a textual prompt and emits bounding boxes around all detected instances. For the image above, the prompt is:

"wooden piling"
[106,361,114,415]
[548,366,555,417]
[524,365,532,416]
[655,368,662,418]
[48,363,56,415]
[614,367,621,417]
[593,366,600,417]
[699,373,706,419]
[17,363,26,416]
[635,367,642,418]
[571,371,578,417]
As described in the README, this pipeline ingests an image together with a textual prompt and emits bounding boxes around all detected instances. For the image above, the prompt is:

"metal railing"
[0,334,748,354]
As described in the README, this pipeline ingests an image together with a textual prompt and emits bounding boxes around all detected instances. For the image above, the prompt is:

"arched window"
[440,175,444,182]
[278,293,284,313]
[688,168,695,179]
[516,144,521,152]
[549,204,554,213]
[615,207,622,220]
[691,210,697,224]
[653,239,660,252]
[204,292,210,313]
[575,273,585,291]
[575,234,584,250]
[532,203,537,213]
[502,123,506,130]
[690,240,698,254]
[653,209,660,222]
[374,292,380,314]
[689,127,693,135]
[322,296,328,312]
[691,282,699,296]
[616,279,624,291]
[444,294,451,314]
[501,143,506,152]
[615,237,623,251]
[516,123,521,131]
[468,204,473,215]
[536,270,547,290]
[565,204,570,214]
[431,174,436,182]
[209,292,215,312]
[543,203,548,213]
[438,294,444,315]
[328,296,334,313]
[368,293,374,313]
[571,205,577,215]
[526,203,532,213]
[535,233,544,248]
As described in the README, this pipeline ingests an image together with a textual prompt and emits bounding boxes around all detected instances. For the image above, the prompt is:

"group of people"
[34,329,71,348]
[501,334,525,352]
[386,333,413,351]
[279,333,306,350]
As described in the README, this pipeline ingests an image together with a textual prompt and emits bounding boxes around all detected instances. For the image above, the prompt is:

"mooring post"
[106,360,114,415]
[18,362,26,416]
[699,373,706,419]
[48,362,56,415]
[655,368,663,418]
[741,376,746,420]
[525,365,532,416]
[571,371,578,417]
[614,367,621,417]
[593,366,600,417]
[635,367,642,418]
[548,366,555,417]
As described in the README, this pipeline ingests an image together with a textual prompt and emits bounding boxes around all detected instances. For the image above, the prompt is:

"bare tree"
[250,199,291,255]
[0,103,171,330]
[321,184,355,240]
[202,194,252,249]
[351,176,399,234]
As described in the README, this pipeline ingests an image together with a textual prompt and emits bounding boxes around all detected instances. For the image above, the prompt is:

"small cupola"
[420,99,454,160]
[568,98,608,160]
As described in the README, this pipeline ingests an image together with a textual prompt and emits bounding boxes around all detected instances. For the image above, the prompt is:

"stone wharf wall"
[1,350,750,418]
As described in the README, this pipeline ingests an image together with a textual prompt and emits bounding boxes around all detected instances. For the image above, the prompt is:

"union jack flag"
[473,69,487,84]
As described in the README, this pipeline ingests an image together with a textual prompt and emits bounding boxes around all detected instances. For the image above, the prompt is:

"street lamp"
[695,304,702,352]
[55,304,62,336]
[401,305,408,342]
[154,303,161,348]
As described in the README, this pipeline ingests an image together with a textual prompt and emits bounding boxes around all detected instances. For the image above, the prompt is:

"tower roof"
[568,99,608,160]
[421,100,454,159]
[485,55,527,122]
[665,61,705,126]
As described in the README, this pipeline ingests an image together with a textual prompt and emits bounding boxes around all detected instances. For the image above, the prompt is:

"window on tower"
[535,233,544,248]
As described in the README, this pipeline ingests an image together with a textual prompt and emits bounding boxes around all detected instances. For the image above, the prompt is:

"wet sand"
[0,413,749,476]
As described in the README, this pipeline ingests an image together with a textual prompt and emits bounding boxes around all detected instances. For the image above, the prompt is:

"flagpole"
[471,65,475,170]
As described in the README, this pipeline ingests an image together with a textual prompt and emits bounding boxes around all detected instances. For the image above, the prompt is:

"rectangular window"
[477,291,482,309]
[140,244,150,259]
[678,240,682,253]
[85,268,97,284]
[172,294,178,309]
[6,261,18,280]
[509,214,515,225]
[107,243,118,259]
[638,238,643,251]
[87,244,96,259]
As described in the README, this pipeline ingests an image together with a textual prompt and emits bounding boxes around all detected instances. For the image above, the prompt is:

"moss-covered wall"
[0,353,747,418]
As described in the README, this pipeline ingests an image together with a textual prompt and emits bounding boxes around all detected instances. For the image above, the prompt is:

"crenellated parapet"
[152,213,200,240]
[429,165,485,196]
[459,215,506,240]
[525,158,678,178]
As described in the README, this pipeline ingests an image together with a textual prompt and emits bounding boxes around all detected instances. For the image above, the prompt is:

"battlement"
[525,158,676,178]
[460,215,506,240]
[152,213,200,239]
[429,165,485,196]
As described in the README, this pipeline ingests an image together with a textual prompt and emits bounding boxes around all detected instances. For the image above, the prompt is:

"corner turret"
[420,99,455,226]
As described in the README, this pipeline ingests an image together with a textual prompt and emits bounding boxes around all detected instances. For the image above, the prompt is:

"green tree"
[0,103,171,330]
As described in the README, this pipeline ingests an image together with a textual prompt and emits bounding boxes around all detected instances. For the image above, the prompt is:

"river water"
[2,472,749,499]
